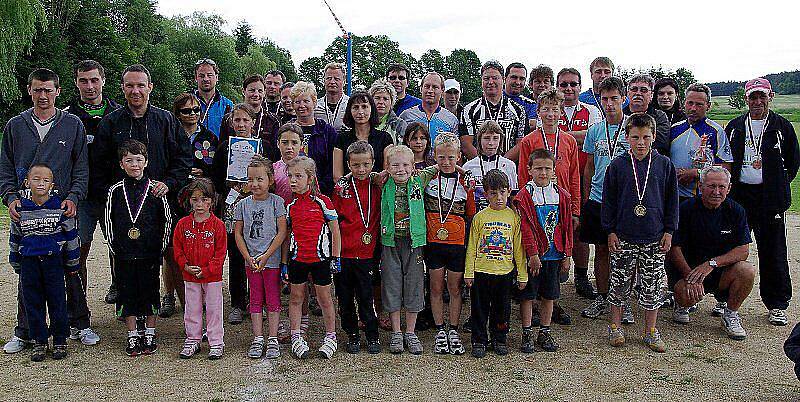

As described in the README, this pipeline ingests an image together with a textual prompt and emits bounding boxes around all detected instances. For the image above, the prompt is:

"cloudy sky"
[158,0,799,83]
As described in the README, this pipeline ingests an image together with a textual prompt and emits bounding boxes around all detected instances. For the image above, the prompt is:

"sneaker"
[141,333,158,354]
[125,336,142,356]
[52,344,67,360]
[687,303,699,313]
[367,339,380,354]
[248,338,265,359]
[277,320,291,344]
[462,317,472,333]
[643,328,667,353]
[31,343,47,362]
[208,345,223,360]
[621,302,635,325]
[712,302,727,317]
[582,295,608,319]
[672,306,690,324]
[722,310,747,340]
[318,336,337,359]
[179,341,200,359]
[492,340,509,356]
[70,327,100,345]
[3,336,30,354]
[447,329,465,355]
[309,296,323,317]
[660,292,675,308]
[346,335,360,354]
[434,329,450,354]
[291,336,310,359]
[158,294,176,318]
[472,343,486,358]
[552,303,572,325]
[608,324,625,347]
[228,307,244,325]
[769,309,789,326]
[404,332,423,355]
[536,330,558,352]
[389,332,404,354]
[104,284,118,304]
[575,276,597,299]
[265,338,280,359]
[202,328,208,343]
[520,327,535,354]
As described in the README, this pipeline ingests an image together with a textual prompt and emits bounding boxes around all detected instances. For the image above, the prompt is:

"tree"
[260,38,298,82]
[618,65,697,104]
[728,87,746,110]
[240,44,276,78]
[232,20,255,57]
[445,49,482,103]
[298,56,326,92]
[0,0,44,109]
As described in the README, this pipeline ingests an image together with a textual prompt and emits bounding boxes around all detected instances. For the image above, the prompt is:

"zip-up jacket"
[9,195,80,272]
[172,213,227,283]
[195,89,234,137]
[513,181,573,258]
[103,175,171,260]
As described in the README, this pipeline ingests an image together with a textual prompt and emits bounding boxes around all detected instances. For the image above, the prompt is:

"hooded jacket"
[9,194,80,273]
[513,181,573,258]
[172,213,227,283]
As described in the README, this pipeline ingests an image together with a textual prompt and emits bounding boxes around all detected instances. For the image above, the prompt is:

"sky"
[158,0,800,84]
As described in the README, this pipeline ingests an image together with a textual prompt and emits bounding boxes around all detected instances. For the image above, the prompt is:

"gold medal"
[128,227,141,240]
[634,204,647,217]
[752,158,762,169]
[361,232,372,245]
[436,227,449,241]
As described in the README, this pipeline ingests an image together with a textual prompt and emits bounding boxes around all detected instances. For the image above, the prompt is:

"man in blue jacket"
[194,58,234,137]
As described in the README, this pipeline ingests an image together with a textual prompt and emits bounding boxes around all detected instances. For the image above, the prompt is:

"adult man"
[264,70,285,114]
[668,83,732,201]
[504,62,538,128]
[277,81,296,124]
[623,74,670,156]
[387,63,422,116]
[1,68,89,353]
[556,67,602,298]
[314,62,350,133]
[443,78,463,118]
[670,166,755,340]
[194,59,234,138]
[460,61,529,161]
[528,64,554,99]
[579,57,629,109]
[726,78,800,325]
[399,72,458,144]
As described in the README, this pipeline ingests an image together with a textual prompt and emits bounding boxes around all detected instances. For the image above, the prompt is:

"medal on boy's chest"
[436,173,458,242]
[128,227,141,239]
[436,227,449,241]
[352,177,373,245]
[634,204,647,217]
[747,116,768,171]
[751,157,763,170]
[630,152,652,218]
[361,232,373,245]
[123,179,150,240]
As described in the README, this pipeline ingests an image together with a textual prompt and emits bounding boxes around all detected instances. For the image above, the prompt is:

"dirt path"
[1,216,800,401]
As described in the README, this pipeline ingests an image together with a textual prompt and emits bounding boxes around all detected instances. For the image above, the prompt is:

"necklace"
[541,128,561,162]
[604,119,623,159]
[122,179,151,239]
[351,176,373,245]
[746,114,769,169]
[435,172,459,241]
[630,152,652,217]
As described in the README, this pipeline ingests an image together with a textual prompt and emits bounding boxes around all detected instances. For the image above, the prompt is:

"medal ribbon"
[437,173,459,225]
[541,128,561,161]
[630,152,652,208]
[122,179,151,226]
[746,115,769,161]
[351,176,371,231]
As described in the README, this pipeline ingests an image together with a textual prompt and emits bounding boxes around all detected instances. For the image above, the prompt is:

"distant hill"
[708,70,800,96]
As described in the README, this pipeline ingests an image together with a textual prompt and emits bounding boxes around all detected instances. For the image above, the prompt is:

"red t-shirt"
[332,176,382,259]
[517,128,581,216]
[172,213,227,283]
[286,190,338,263]
[558,103,595,173]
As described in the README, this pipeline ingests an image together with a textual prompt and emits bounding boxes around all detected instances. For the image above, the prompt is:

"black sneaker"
[536,330,558,352]
[104,285,119,304]
[125,336,142,357]
[159,294,176,318]
[346,335,360,354]
[552,303,572,325]
[141,334,158,355]
[367,339,380,354]
[520,328,535,354]
[471,343,486,358]
[52,344,67,360]
[31,343,47,362]
[575,277,597,299]
[492,340,509,356]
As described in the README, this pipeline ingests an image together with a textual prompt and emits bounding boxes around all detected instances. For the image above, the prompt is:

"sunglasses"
[195,58,217,66]
[178,107,201,115]
[388,75,407,81]
[559,82,580,88]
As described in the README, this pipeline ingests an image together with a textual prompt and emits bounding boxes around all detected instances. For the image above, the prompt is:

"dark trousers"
[470,271,513,346]
[19,255,69,345]
[735,183,792,310]
[334,258,378,341]
[227,234,248,310]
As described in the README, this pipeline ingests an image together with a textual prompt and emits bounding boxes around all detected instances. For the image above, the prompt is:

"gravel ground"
[1,216,800,401]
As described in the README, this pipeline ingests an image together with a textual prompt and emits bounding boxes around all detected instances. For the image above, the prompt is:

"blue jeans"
[19,255,69,344]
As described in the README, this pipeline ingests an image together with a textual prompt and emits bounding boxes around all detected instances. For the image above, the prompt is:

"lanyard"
[541,128,561,161]
[478,154,500,178]
[351,176,371,230]
[122,179,151,226]
[437,173,459,225]
[746,115,769,158]
[604,121,623,158]
[630,152,652,206]
[325,95,344,126]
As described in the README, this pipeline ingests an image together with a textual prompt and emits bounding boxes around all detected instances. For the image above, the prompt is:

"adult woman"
[332,91,394,182]
[220,75,281,161]
[173,93,217,178]
[290,81,338,195]
[653,77,687,124]
[369,79,407,144]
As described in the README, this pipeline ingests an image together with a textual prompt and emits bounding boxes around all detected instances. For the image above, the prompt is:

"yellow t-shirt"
[465,206,527,284]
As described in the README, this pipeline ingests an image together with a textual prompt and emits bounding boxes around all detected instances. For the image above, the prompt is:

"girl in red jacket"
[173,178,228,359]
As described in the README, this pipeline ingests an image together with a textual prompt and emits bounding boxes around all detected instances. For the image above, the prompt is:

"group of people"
[2,54,798,363]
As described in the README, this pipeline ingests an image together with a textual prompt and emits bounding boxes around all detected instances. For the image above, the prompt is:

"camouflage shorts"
[608,240,667,310]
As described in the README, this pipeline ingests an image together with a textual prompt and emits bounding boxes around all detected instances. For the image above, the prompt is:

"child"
[104,139,171,356]
[283,156,341,359]
[9,164,80,362]
[403,122,434,169]
[464,169,527,358]
[380,145,438,355]
[172,178,227,359]
[234,156,287,359]
[513,149,574,353]
[602,113,678,353]
[332,141,382,354]
[425,132,470,355]
[463,120,518,211]
[274,123,302,204]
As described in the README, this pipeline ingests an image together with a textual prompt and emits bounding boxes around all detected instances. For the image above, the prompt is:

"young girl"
[234,156,287,359]
[283,156,341,359]
[172,178,227,360]
[403,122,434,169]
[463,120,519,211]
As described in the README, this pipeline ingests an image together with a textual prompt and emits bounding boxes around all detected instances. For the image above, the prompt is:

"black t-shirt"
[673,196,751,267]
[334,128,394,176]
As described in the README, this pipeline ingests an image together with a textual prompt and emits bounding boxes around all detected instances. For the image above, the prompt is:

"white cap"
[444,79,461,93]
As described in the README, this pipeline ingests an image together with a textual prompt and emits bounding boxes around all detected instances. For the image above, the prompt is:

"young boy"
[602,112,678,353]
[425,132,471,355]
[514,149,573,353]
[10,164,80,362]
[380,145,438,355]
[332,141,382,354]
[104,139,171,356]
[465,169,527,358]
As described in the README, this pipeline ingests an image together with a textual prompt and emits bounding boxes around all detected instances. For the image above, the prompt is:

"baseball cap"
[444,79,461,93]
[745,78,772,97]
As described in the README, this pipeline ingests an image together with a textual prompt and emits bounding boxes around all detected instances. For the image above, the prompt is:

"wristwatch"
[709,259,718,269]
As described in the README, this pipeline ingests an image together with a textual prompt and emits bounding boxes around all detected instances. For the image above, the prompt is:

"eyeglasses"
[388,75,407,81]
[559,82,580,88]
[629,86,651,93]
[195,58,217,66]
[178,107,201,115]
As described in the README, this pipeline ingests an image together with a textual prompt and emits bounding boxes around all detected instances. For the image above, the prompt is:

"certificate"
[226,136,262,182]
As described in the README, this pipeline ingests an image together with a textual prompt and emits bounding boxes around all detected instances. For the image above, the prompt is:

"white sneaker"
[318,336,337,359]
[447,329,465,355]
[434,330,449,354]
[581,295,608,319]
[70,327,101,345]
[621,302,635,325]
[711,302,727,317]
[722,310,747,340]
[3,336,29,354]
[769,309,788,326]
[672,306,690,324]
[291,336,310,359]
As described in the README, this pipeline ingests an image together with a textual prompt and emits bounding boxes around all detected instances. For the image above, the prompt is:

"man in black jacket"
[623,74,670,157]
[726,78,800,326]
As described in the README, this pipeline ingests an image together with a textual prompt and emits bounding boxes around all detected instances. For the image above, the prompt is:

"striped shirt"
[10,195,80,271]
[459,95,529,154]
[286,190,338,263]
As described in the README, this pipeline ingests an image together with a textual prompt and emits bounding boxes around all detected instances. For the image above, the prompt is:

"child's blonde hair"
[285,156,318,195]
[433,132,460,154]
[248,154,276,192]
[386,144,414,164]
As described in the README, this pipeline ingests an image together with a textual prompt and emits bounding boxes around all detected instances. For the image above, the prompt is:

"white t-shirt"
[463,155,518,211]
[564,102,602,128]
[739,118,766,185]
